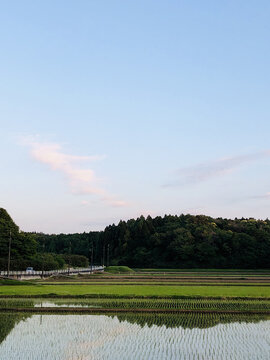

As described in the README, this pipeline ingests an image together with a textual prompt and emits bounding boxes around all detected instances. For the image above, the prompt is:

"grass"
[105,266,134,273]
[40,280,270,286]
[0,279,37,286]
[134,268,270,273]
[39,282,270,286]
[0,284,269,298]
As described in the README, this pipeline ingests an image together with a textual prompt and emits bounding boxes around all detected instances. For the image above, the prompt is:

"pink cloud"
[22,138,126,207]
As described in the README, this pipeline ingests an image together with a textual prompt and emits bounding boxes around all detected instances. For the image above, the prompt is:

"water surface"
[0,313,269,359]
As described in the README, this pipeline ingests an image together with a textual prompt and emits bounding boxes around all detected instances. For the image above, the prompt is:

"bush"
[29,253,64,270]
[105,266,134,273]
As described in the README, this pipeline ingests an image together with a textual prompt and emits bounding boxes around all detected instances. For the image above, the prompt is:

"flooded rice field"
[0,312,269,360]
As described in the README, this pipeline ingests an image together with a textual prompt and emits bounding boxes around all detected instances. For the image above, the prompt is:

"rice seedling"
[0,313,269,359]
[0,299,34,309]
[1,297,270,314]
[0,284,270,297]
[32,297,270,312]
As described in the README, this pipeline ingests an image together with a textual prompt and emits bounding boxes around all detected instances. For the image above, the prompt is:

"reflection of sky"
[0,315,269,360]
[34,301,97,308]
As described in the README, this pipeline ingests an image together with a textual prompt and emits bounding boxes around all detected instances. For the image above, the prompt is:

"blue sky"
[1,1,270,233]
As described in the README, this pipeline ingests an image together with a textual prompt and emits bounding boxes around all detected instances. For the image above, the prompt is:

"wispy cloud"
[249,192,270,200]
[163,150,270,187]
[22,137,127,207]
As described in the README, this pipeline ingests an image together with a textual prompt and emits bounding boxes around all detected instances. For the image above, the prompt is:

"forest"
[0,208,88,271]
[1,207,270,270]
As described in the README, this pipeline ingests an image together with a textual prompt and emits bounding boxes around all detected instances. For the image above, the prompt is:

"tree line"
[0,208,88,271]
[1,207,270,270]
[35,213,270,269]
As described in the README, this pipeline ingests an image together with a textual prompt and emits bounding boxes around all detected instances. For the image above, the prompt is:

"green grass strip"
[0,284,270,298]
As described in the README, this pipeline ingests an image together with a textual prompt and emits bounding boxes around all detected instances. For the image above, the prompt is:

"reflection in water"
[34,301,99,308]
[0,313,30,344]
[116,311,270,329]
[0,313,269,359]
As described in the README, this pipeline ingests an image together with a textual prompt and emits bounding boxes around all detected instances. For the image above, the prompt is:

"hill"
[34,214,270,269]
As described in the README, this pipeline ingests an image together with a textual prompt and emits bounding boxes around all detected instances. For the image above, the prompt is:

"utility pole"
[91,244,94,273]
[68,240,71,275]
[41,242,45,279]
[89,246,91,271]
[7,231,12,278]
[107,244,110,267]
[102,244,105,267]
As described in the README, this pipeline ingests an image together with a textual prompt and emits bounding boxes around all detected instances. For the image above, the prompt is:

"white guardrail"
[0,266,104,277]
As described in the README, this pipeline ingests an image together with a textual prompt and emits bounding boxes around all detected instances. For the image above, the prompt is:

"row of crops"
[52,298,270,312]
[1,298,270,312]
[77,298,270,311]
[0,299,35,308]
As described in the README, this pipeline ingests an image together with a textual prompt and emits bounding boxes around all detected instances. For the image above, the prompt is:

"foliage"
[0,209,37,270]
[29,253,65,271]
[105,266,134,273]
[35,214,270,269]
[61,254,89,268]
[0,208,87,270]
[2,207,270,269]
[34,231,100,263]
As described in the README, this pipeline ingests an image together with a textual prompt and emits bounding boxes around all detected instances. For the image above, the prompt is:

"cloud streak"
[249,192,270,200]
[163,150,270,187]
[22,138,127,207]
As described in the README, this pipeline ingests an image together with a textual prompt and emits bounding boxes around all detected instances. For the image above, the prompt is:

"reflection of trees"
[0,313,30,344]
[113,313,270,329]
[0,312,269,345]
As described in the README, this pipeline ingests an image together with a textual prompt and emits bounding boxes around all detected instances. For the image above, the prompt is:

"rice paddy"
[0,313,269,359]
[1,284,270,297]
[0,269,269,358]
[1,298,270,313]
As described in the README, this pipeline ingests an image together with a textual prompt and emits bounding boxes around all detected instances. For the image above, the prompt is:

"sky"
[0,1,270,234]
